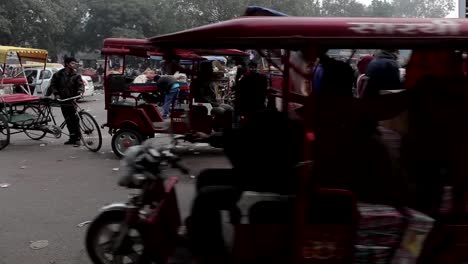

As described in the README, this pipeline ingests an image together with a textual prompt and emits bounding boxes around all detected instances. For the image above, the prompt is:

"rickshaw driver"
[47,57,84,146]
[191,61,234,129]
[160,49,189,75]
[185,104,304,263]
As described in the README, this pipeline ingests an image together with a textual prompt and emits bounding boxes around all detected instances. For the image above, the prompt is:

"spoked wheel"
[23,105,47,140]
[0,113,10,150]
[79,111,102,152]
[111,129,143,158]
[85,210,153,264]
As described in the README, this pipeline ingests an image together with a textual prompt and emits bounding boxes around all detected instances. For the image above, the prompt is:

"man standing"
[48,57,84,146]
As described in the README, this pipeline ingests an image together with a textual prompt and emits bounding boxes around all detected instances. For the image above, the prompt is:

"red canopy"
[192,49,248,56]
[148,17,468,49]
[102,38,247,59]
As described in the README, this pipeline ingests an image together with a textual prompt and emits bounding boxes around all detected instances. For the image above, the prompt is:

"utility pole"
[460,0,467,18]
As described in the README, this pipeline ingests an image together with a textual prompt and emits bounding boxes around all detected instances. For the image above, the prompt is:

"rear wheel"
[85,210,152,264]
[111,129,143,158]
[0,113,10,150]
[79,111,102,152]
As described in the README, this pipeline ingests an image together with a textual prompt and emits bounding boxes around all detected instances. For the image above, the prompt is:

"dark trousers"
[187,169,242,261]
[60,104,80,140]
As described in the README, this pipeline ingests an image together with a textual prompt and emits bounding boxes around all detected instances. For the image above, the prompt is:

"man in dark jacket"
[48,57,84,145]
[186,108,304,263]
[365,49,402,97]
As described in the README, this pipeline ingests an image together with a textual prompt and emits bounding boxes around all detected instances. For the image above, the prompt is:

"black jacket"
[207,109,304,194]
[47,68,84,98]
[191,77,217,105]
[365,51,402,96]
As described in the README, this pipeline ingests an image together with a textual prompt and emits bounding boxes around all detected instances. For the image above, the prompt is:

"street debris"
[112,168,119,171]
[39,144,46,147]
[30,240,49,250]
[77,220,92,228]
[69,156,77,159]
[20,166,27,169]
[0,183,11,188]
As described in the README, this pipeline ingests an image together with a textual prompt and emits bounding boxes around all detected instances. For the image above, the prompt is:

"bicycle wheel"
[22,105,47,140]
[79,111,102,152]
[0,113,10,150]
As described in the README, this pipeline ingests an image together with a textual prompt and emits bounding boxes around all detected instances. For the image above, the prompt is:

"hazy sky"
[355,0,459,17]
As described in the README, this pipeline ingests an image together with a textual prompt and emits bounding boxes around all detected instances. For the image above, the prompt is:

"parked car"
[16,64,95,98]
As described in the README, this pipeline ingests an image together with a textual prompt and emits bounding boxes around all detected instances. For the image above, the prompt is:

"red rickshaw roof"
[192,49,248,56]
[148,17,468,48]
[102,38,247,58]
[103,38,153,49]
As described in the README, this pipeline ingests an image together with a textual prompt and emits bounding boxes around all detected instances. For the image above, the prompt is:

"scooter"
[85,140,190,264]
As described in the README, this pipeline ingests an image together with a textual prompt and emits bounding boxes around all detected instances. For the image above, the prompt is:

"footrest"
[152,120,171,131]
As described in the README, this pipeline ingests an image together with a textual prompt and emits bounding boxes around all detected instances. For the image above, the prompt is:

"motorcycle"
[85,140,191,264]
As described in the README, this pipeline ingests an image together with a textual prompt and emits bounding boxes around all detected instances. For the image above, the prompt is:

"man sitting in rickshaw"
[186,80,304,263]
[191,61,234,129]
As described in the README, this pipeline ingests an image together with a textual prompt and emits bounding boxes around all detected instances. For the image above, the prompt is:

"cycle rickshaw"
[0,46,102,151]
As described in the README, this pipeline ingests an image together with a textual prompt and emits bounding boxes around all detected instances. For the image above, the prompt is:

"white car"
[17,65,94,98]
[81,75,95,97]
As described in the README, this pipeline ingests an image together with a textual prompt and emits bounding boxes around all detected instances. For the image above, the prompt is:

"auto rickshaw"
[101,38,248,157]
[87,15,468,264]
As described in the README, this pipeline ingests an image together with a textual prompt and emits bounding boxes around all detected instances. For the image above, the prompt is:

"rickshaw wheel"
[23,105,47,140]
[112,129,143,158]
[79,111,103,152]
[0,113,10,150]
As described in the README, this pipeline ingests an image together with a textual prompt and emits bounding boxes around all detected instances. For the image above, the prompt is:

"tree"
[366,0,394,17]
[83,0,163,50]
[244,0,320,16]
[0,0,88,59]
[321,0,367,17]
[392,0,455,18]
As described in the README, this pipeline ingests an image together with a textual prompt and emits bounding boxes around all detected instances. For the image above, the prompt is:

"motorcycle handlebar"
[153,149,191,176]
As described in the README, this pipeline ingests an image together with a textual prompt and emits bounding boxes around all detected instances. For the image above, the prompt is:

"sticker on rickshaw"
[348,20,460,35]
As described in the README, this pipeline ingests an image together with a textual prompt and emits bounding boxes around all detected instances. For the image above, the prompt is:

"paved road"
[0,93,230,264]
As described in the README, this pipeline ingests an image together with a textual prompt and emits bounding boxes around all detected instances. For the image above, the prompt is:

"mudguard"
[99,203,133,213]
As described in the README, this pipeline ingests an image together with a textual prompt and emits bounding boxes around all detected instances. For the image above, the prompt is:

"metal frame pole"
[460,0,466,18]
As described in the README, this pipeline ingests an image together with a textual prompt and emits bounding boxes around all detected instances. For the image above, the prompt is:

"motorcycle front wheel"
[85,209,154,264]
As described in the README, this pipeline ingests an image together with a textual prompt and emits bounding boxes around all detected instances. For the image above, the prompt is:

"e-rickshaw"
[101,38,247,157]
[86,16,468,264]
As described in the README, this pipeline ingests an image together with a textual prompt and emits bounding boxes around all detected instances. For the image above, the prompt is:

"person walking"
[48,57,84,146]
